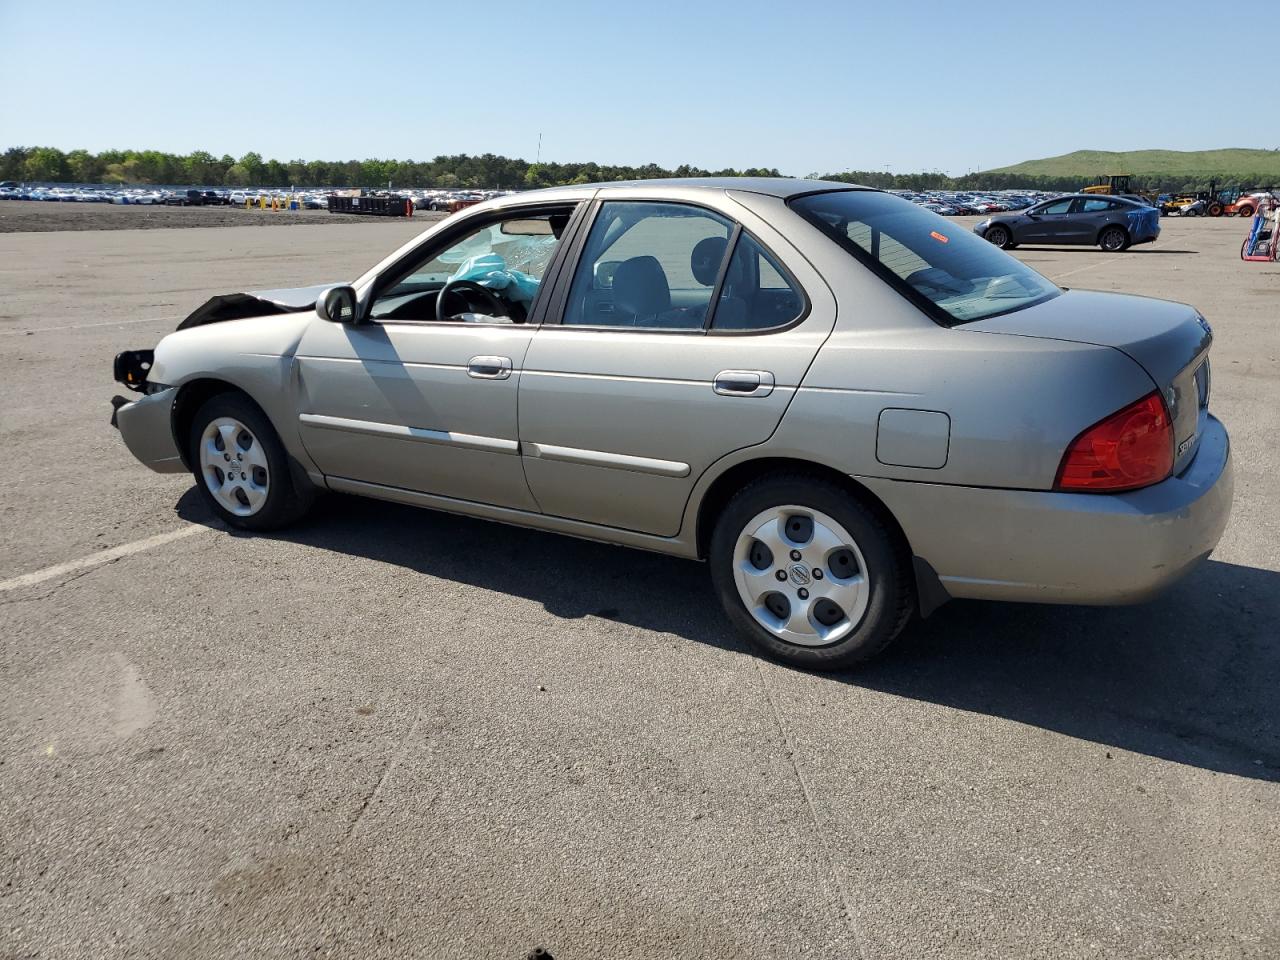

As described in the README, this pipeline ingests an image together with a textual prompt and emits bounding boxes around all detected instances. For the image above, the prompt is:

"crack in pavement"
[342,706,424,844]
[0,564,103,606]
[752,659,869,960]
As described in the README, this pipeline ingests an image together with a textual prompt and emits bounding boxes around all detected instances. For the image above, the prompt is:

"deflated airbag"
[176,283,339,329]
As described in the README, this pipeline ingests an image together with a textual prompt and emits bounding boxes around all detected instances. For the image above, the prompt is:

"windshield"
[790,190,1060,325]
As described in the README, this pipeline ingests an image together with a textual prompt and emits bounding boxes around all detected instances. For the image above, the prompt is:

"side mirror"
[316,285,359,324]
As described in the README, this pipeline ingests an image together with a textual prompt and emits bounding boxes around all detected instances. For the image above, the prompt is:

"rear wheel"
[709,475,913,670]
[985,225,1012,249]
[188,392,311,530]
[1099,226,1129,252]
[1207,202,1224,217]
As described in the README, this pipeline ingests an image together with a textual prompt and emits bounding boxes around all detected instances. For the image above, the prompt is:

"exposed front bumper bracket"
[109,394,129,429]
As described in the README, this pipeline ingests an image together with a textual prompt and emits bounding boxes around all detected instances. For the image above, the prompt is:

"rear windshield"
[790,190,1060,325]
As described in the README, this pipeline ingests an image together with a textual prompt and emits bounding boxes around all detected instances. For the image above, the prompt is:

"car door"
[1019,197,1076,243]
[517,194,835,537]
[1077,196,1117,243]
[293,203,581,510]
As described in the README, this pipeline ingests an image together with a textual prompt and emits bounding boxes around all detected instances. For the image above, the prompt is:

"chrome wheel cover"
[198,417,269,516]
[732,505,870,647]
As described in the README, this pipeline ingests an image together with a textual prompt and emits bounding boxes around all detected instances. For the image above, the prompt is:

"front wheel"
[188,392,311,530]
[1099,226,1129,252]
[1237,205,1255,218]
[709,475,914,670]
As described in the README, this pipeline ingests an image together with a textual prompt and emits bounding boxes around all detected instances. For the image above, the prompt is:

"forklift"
[1167,181,1259,217]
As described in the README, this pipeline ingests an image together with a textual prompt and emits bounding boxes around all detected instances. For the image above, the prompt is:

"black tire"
[1237,205,1254,219]
[708,473,914,671]
[985,225,1012,249]
[1098,226,1129,252]
[187,392,311,531]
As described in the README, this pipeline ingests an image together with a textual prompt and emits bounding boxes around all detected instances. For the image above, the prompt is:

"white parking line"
[1051,253,1135,282]
[3,315,180,336]
[0,525,214,593]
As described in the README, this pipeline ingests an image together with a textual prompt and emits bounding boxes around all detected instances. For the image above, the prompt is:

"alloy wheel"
[732,505,870,646]
[198,417,270,516]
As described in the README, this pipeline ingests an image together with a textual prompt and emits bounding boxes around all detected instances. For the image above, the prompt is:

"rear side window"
[1081,198,1113,212]
[562,201,732,330]
[710,233,804,331]
[791,190,1059,326]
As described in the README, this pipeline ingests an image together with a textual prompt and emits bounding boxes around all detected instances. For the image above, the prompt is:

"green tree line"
[0,146,782,189]
[2,146,1273,193]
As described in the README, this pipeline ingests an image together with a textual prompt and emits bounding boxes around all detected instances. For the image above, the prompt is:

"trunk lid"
[969,289,1213,472]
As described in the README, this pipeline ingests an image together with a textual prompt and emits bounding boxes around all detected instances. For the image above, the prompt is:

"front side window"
[791,190,1059,326]
[1037,198,1075,215]
[371,209,572,323]
[562,202,732,330]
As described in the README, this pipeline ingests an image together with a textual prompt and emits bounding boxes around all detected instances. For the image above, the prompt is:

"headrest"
[612,256,671,320]
[690,236,728,286]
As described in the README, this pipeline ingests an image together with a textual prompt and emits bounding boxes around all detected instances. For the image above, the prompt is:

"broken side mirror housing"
[316,285,359,324]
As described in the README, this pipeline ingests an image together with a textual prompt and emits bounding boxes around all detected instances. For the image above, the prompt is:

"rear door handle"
[713,370,774,398]
[467,356,512,380]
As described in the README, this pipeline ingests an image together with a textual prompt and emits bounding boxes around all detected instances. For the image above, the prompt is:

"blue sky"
[1,0,1272,174]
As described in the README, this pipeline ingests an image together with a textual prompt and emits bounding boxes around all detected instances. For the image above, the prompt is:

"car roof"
[537,177,871,199]
[1045,193,1140,203]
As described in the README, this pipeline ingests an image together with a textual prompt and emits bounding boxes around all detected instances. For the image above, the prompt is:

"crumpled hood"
[176,282,340,330]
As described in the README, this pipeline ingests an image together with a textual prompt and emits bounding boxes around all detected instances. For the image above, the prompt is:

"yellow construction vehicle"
[1082,174,1133,196]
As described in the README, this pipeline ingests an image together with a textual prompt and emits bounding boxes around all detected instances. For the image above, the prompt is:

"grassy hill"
[987,148,1280,180]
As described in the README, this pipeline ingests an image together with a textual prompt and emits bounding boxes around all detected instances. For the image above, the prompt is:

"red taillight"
[1055,391,1175,492]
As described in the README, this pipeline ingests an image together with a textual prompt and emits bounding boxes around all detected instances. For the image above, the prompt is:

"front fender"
[149,312,320,478]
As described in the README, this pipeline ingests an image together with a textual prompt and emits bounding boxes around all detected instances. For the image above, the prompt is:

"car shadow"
[1017,247,1197,255]
[177,489,1280,783]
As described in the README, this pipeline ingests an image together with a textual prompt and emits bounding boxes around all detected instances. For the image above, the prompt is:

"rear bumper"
[112,387,187,473]
[859,414,1233,605]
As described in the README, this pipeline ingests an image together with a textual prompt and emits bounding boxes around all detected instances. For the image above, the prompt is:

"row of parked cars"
[895,191,1057,216]
[0,182,514,213]
[0,184,231,205]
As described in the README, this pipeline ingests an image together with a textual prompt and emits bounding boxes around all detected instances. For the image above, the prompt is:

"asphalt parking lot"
[1,214,1277,959]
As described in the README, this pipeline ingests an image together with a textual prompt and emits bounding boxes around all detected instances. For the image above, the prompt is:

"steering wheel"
[435,279,509,323]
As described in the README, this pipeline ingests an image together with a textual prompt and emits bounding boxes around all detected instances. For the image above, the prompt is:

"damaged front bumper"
[110,386,186,473]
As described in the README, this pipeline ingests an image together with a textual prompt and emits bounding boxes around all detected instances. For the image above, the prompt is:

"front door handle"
[713,370,775,398]
[467,356,512,380]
